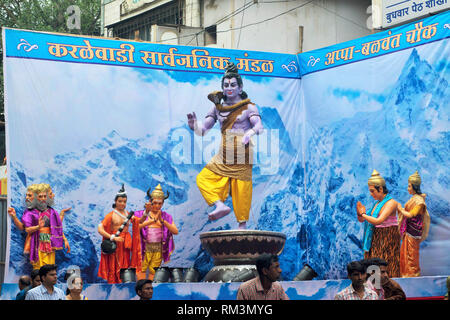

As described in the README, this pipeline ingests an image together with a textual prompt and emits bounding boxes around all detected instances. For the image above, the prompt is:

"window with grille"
[111,0,184,41]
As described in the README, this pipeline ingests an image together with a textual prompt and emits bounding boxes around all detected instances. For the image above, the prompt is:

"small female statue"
[397,171,430,277]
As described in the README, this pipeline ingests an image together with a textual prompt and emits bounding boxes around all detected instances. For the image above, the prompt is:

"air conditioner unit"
[151,24,179,45]
[151,24,205,46]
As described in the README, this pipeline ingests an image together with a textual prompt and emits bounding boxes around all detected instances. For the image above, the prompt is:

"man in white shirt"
[25,264,65,300]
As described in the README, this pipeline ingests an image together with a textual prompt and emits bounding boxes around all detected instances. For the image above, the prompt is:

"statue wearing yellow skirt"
[9,183,69,269]
[187,62,264,229]
[136,185,178,281]
[397,171,430,277]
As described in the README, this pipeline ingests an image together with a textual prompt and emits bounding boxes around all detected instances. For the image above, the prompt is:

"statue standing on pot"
[187,62,264,229]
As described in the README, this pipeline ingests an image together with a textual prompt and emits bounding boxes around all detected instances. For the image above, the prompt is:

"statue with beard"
[8,186,35,230]
[22,184,66,269]
[40,183,71,222]
[8,184,41,269]
[39,183,71,256]
[9,183,71,269]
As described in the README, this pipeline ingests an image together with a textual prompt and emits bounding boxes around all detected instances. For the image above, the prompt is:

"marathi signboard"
[373,0,449,28]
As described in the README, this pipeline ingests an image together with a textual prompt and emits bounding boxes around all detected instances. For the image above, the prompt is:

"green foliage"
[0,0,101,34]
[0,0,102,115]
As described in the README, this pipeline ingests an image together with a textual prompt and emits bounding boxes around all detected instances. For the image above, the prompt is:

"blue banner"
[5,28,300,79]
[298,9,450,76]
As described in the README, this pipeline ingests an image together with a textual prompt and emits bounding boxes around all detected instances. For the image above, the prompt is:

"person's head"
[221,62,247,101]
[368,170,388,200]
[31,269,41,288]
[358,259,369,282]
[361,258,383,284]
[66,276,84,296]
[113,195,127,210]
[18,275,31,290]
[135,279,153,300]
[256,254,282,283]
[36,184,49,212]
[25,185,38,210]
[369,258,389,285]
[112,184,127,210]
[148,184,169,213]
[151,198,163,213]
[42,183,55,207]
[347,261,365,288]
[408,171,422,195]
[39,264,58,287]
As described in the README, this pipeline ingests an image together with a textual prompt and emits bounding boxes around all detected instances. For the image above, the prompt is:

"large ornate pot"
[200,230,286,283]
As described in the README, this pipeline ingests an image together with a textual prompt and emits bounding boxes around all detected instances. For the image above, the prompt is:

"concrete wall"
[102,0,374,53]
[202,0,373,53]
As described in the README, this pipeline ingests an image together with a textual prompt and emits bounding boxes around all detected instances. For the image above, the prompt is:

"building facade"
[102,0,375,53]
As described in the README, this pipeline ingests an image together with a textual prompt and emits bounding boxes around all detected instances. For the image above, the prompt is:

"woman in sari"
[397,171,430,277]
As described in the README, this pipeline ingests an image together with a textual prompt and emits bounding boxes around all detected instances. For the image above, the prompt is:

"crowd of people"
[11,254,449,300]
[14,263,151,300]
[235,254,422,301]
[334,258,406,300]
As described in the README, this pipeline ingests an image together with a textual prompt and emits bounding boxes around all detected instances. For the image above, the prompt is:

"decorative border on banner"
[298,9,450,76]
[4,28,301,80]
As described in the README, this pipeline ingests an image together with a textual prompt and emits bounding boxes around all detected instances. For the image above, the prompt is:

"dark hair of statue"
[374,185,388,194]
[221,74,248,100]
[411,183,422,195]
[112,194,127,208]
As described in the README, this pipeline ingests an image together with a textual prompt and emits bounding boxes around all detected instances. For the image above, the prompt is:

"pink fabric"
[134,210,175,263]
[376,214,398,228]
[145,227,162,243]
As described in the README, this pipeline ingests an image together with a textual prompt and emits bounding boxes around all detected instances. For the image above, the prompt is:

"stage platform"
[1,275,447,300]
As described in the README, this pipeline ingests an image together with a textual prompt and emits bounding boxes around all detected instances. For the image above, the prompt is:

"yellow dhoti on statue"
[141,242,162,280]
[197,167,252,223]
[198,131,253,223]
[141,251,162,275]
[37,251,55,269]
[196,100,257,223]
